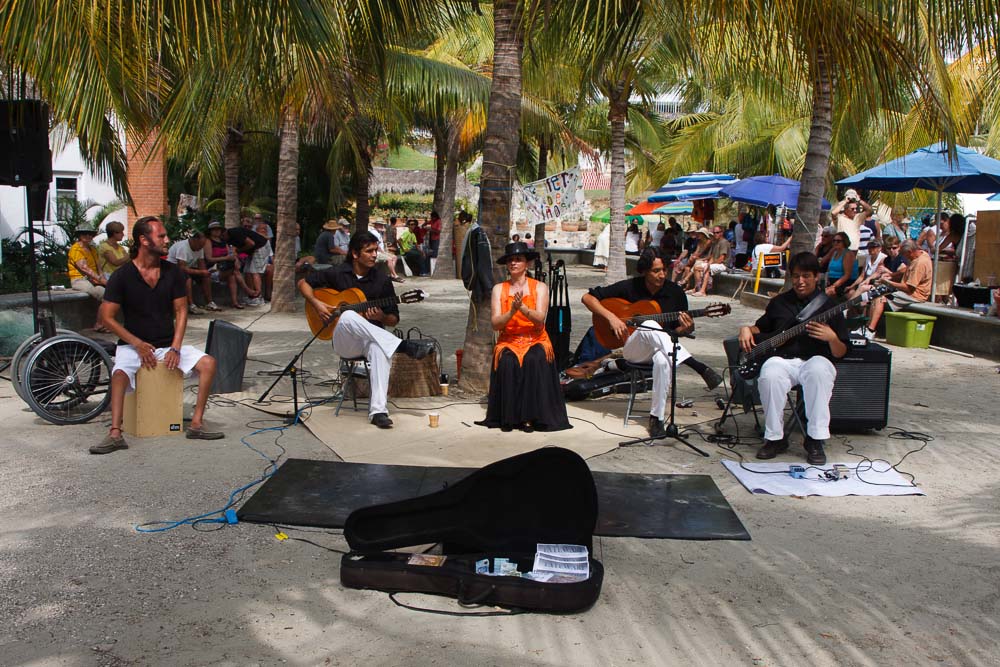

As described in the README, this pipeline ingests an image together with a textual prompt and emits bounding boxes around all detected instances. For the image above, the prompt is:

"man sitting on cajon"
[90,216,223,454]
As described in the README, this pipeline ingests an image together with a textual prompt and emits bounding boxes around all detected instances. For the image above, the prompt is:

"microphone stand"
[619,325,710,457]
[258,319,333,425]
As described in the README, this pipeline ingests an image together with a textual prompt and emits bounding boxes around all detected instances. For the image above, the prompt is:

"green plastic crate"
[885,311,936,348]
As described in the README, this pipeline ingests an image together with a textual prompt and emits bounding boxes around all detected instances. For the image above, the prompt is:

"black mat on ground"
[238,459,750,540]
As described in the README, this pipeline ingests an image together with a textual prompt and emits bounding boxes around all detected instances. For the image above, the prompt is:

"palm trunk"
[270,107,300,313]
[433,121,460,279]
[535,134,548,252]
[355,151,371,233]
[792,49,834,273]
[460,0,523,392]
[606,85,629,284]
[432,126,447,217]
[223,127,242,229]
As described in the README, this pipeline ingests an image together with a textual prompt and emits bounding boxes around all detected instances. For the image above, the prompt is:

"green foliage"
[0,238,69,294]
[371,193,435,219]
[385,146,436,170]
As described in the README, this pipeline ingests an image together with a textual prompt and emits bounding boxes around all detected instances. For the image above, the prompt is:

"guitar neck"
[344,295,400,313]
[747,296,857,361]
[633,307,714,326]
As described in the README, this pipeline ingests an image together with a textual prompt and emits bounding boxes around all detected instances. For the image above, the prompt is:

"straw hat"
[695,226,712,239]
[322,219,339,231]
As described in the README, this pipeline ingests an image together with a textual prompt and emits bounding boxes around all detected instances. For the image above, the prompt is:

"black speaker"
[829,342,891,432]
[205,320,253,394]
[0,101,53,187]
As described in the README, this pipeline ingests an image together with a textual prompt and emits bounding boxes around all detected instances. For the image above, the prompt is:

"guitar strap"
[795,292,828,323]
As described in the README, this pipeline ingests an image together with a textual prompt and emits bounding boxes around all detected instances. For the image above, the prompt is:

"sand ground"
[2,266,998,666]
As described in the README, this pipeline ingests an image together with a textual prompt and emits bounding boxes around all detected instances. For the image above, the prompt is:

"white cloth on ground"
[112,344,207,392]
[757,355,836,441]
[332,310,402,418]
[622,320,692,420]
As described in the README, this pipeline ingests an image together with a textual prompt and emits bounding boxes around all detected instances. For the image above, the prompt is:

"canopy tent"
[626,200,663,215]
[719,174,831,210]
[988,192,1000,202]
[652,202,694,215]
[648,172,739,202]
[838,143,1000,299]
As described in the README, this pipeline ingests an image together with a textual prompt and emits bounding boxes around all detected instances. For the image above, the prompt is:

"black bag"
[562,366,651,401]
[341,447,604,613]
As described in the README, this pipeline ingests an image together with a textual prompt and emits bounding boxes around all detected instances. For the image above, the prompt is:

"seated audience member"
[880,237,907,278]
[166,231,220,313]
[625,223,642,255]
[822,231,857,298]
[847,238,887,299]
[205,221,248,309]
[97,221,129,279]
[398,219,427,276]
[313,219,340,266]
[369,219,403,283]
[854,240,932,340]
[673,227,712,288]
[689,225,731,296]
[68,223,108,332]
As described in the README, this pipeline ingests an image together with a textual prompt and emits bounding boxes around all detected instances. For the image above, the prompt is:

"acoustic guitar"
[737,283,893,380]
[593,298,731,349]
[305,287,427,340]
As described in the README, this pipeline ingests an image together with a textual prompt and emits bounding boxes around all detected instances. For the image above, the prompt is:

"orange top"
[493,278,554,370]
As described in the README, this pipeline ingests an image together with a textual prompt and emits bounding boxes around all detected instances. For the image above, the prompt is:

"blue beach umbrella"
[719,174,831,210]
[837,143,1000,299]
[988,192,1000,201]
[648,172,739,202]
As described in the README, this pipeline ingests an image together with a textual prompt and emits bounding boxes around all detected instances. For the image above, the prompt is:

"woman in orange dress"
[477,242,571,433]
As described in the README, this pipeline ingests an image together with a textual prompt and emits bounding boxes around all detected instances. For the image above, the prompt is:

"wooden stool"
[124,364,184,437]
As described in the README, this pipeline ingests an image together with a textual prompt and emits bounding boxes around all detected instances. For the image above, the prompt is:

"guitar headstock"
[703,303,732,318]
[400,289,428,304]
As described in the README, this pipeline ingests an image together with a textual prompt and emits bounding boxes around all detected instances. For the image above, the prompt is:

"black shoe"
[520,422,534,433]
[371,413,393,429]
[500,425,513,433]
[700,366,723,391]
[804,437,827,465]
[396,339,434,360]
[756,438,789,459]
[648,415,666,438]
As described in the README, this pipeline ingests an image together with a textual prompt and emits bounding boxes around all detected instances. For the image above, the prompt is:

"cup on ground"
[428,412,440,428]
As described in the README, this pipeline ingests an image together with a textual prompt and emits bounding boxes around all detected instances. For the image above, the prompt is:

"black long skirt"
[477,345,572,432]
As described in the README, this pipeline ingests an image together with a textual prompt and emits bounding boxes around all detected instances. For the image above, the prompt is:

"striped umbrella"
[648,172,739,202]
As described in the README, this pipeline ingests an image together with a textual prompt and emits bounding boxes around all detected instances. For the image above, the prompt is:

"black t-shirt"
[103,260,187,347]
[305,262,399,327]
[884,253,906,273]
[588,277,689,330]
[226,227,268,251]
[753,288,849,361]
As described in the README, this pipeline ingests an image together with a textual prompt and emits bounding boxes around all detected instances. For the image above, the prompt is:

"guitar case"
[341,447,604,613]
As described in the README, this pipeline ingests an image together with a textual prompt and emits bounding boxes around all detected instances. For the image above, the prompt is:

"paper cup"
[440,383,449,396]
[428,412,440,428]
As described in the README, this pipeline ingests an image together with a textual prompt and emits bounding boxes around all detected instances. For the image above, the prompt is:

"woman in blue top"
[822,231,857,298]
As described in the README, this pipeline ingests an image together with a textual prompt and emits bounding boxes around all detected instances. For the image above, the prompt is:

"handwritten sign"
[516,167,583,227]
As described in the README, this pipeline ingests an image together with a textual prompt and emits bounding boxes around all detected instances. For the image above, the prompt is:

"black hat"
[497,241,539,265]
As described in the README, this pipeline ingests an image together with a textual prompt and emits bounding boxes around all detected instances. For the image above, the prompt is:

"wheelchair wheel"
[10,329,79,401]
[22,335,113,425]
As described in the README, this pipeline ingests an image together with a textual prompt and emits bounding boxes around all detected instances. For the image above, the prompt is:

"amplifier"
[206,319,253,394]
[830,342,891,432]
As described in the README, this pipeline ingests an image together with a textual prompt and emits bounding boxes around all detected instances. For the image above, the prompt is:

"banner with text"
[517,167,583,227]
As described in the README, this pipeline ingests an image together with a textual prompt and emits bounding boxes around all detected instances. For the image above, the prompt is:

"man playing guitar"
[298,231,430,429]
[583,247,719,438]
[738,252,849,465]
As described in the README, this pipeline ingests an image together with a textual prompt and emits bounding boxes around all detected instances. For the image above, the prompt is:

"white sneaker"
[188,304,204,314]
[247,297,264,306]
[204,301,222,312]
[862,327,875,341]
[851,326,866,337]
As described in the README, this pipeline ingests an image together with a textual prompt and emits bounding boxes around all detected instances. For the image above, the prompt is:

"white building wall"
[0,134,127,242]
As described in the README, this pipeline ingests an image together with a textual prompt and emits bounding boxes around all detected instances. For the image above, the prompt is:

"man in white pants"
[298,231,432,428]
[583,247,698,438]
[92,216,223,454]
[738,252,849,465]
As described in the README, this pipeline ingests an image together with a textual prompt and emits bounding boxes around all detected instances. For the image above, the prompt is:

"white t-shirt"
[369,227,386,252]
[861,251,886,277]
[750,244,777,272]
[167,239,205,266]
[625,231,641,253]
[837,214,861,251]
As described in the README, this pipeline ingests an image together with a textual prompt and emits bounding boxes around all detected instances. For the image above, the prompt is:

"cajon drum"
[123,364,184,437]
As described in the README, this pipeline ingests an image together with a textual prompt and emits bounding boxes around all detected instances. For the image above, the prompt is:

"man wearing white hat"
[370,218,403,282]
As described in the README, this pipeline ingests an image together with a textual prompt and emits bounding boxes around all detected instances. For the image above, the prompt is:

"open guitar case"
[341,447,604,613]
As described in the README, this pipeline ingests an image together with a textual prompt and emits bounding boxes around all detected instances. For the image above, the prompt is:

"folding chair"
[335,356,371,416]
[717,336,806,437]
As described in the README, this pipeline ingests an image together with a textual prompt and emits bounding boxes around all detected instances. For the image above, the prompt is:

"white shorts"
[709,263,728,276]
[247,247,271,274]
[112,344,207,392]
